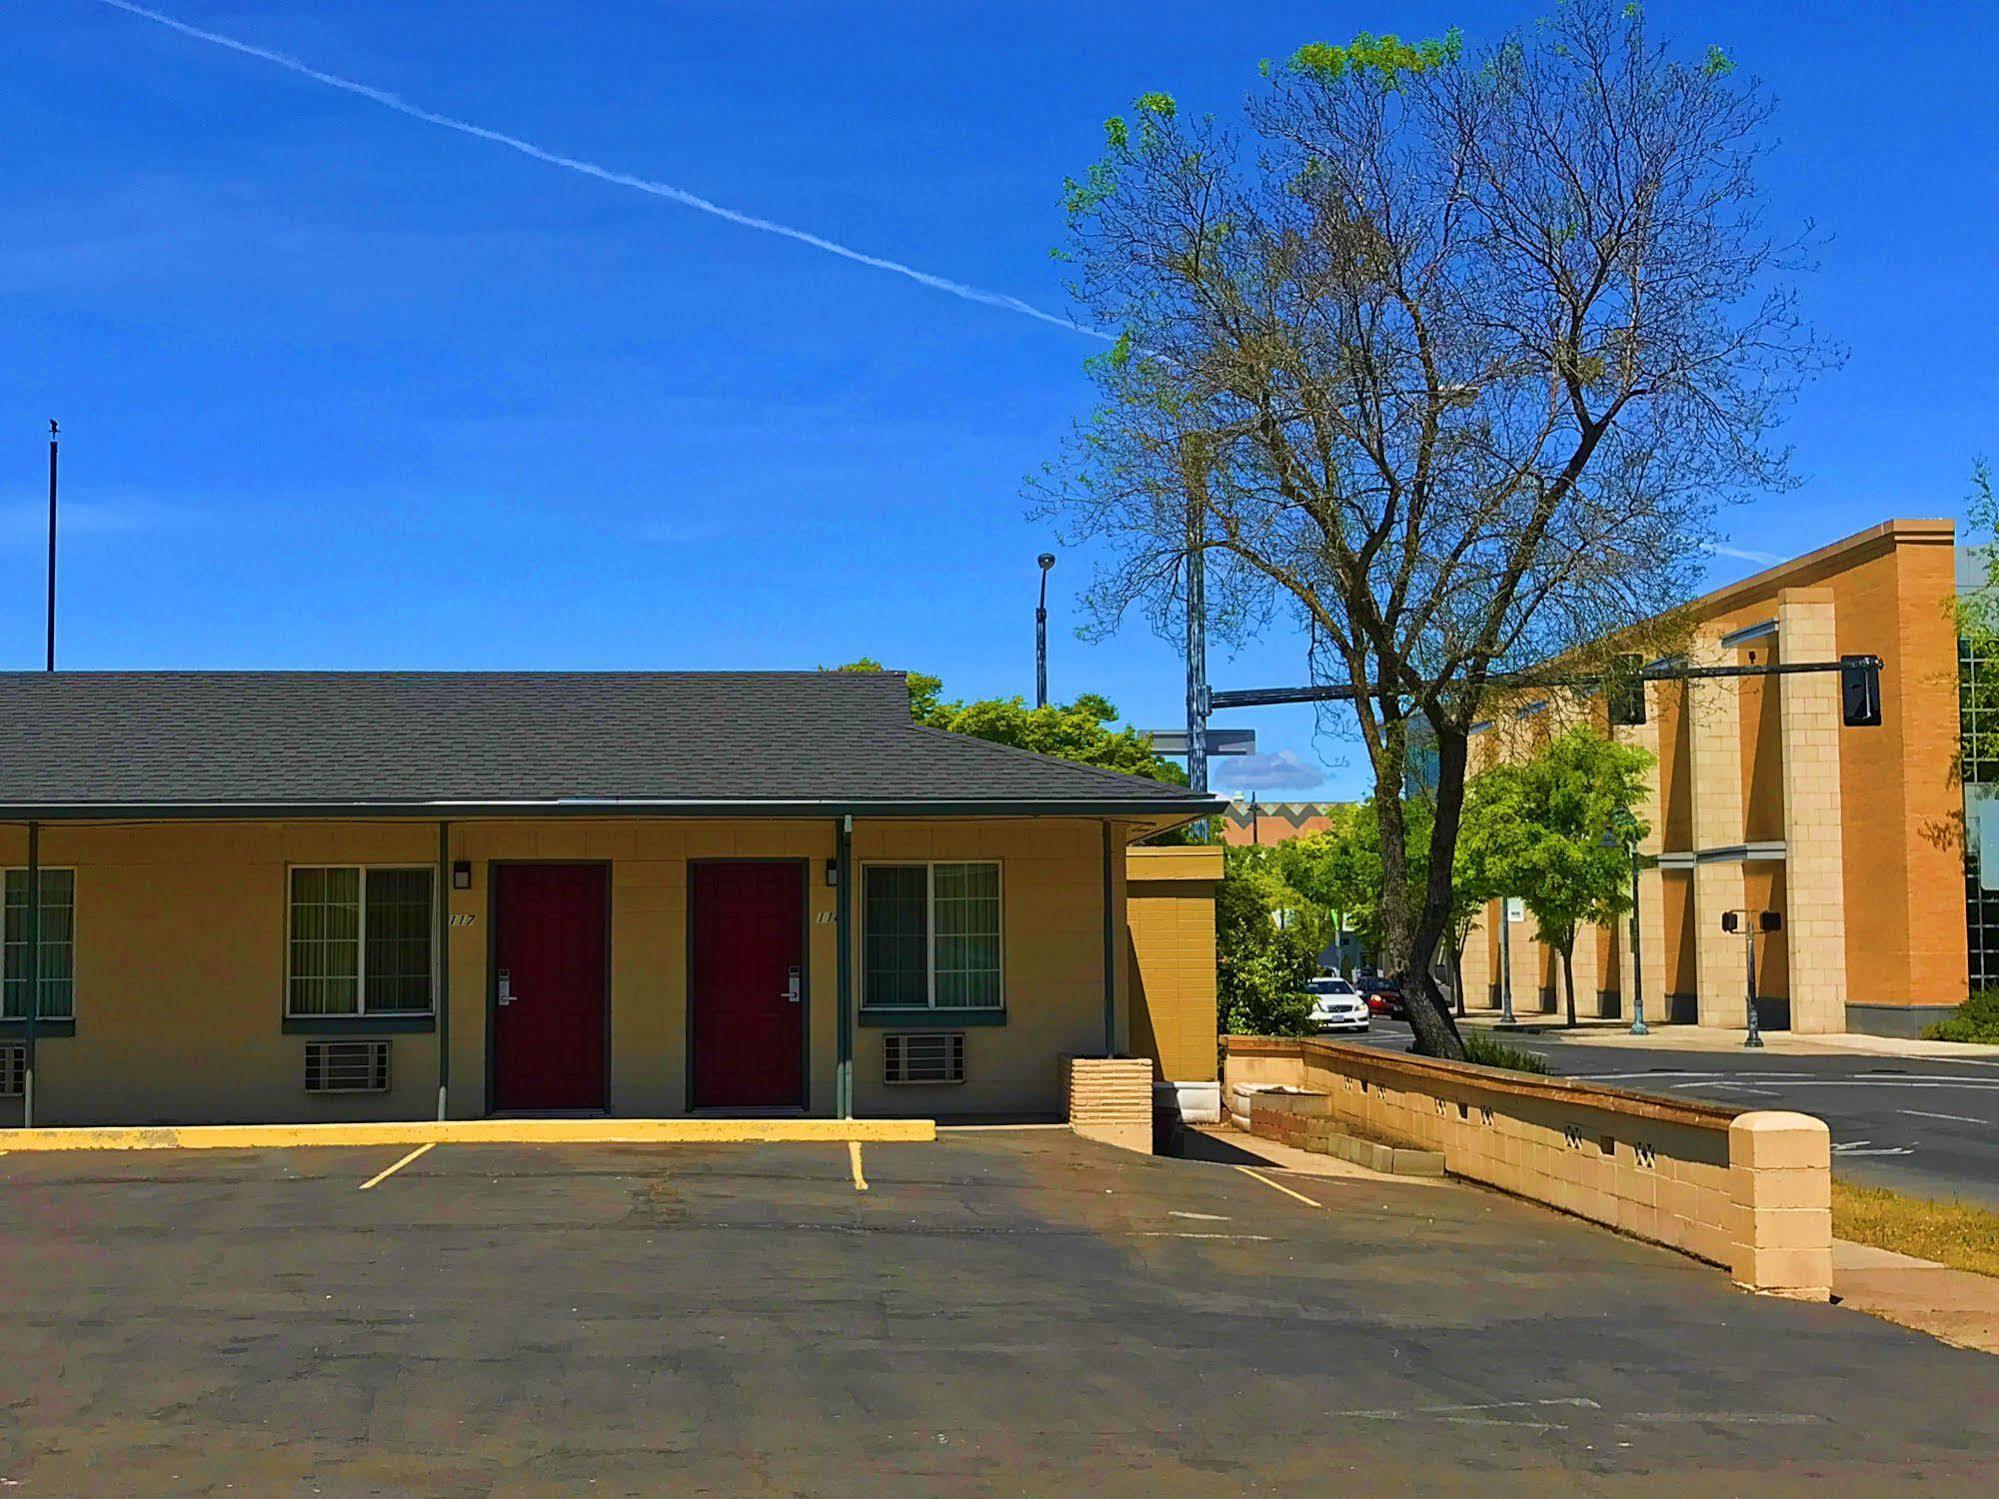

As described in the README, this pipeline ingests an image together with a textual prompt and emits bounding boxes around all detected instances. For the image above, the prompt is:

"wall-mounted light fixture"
[825,857,839,888]
[452,860,473,891]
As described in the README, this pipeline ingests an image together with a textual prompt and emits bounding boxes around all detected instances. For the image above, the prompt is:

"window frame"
[2,865,78,1023]
[858,859,1005,1015]
[284,863,437,1020]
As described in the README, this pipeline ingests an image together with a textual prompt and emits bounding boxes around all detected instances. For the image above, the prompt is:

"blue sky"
[5,1,1994,799]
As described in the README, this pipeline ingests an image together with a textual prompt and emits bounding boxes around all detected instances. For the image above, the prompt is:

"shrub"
[1216,861,1318,1037]
[1461,1031,1551,1074]
[1921,989,1999,1044]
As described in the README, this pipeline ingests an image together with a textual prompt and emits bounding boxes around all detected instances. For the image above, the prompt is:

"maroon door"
[493,864,608,1111]
[690,862,806,1109]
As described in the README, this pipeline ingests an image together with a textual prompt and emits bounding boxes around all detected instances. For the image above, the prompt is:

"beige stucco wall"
[0,815,1129,1127]
[1125,845,1221,1086]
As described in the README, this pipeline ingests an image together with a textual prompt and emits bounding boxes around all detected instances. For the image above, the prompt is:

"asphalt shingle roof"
[0,671,1224,820]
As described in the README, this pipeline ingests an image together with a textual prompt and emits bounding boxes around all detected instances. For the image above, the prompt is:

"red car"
[1355,975,1406,1019]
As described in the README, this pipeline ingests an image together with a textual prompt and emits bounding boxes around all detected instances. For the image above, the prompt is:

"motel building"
[0,670,1225,1129]
[1459,518,1979,1038]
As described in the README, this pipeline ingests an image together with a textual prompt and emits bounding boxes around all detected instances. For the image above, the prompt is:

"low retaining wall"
[1066,1056,1154,1155]
[1240,1089,1444,1175]
[1225,1036,1831,1300]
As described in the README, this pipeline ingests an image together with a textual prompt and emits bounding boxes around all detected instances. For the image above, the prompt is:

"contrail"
[93,0,1105,339]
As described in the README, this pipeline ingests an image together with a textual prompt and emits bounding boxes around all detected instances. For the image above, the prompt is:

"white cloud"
[0,497,193,547]
[1216,749,1327,794]
[1701,540,1784,566]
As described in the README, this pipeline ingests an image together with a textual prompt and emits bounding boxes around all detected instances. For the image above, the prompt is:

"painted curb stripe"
[848,1140,868,1192]
[0,1118,936,1153]
[359,1142,435,1191]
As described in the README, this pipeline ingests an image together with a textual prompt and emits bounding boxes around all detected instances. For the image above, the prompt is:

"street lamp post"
[1498,900,1516,1026]
[1721,909,1768,1048]
[1744,916,1764,1050]
[1035,553,1055,709]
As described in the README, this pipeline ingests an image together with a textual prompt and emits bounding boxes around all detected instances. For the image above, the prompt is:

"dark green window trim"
[0,1018,74,1038]
[857,1008,1006,1028]
[282,1014,436,1036]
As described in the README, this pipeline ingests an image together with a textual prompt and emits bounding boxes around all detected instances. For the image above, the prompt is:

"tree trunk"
[1562,944,1578,1029]
[1405,724,1468,1060]
[1368,717,1414,981]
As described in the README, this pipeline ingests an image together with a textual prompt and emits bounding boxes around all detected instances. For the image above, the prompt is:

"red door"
[493,864,608,1111]
[691,862,805,1109]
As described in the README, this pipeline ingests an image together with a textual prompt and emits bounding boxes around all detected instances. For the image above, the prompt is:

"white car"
[1306,976,1369,1033]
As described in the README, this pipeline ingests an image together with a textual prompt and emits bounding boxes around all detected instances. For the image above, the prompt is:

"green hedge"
[1921,989,1999,1044]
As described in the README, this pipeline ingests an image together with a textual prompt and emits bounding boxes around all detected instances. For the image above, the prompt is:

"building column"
[1459,903,1494,1010]
[1505,903,1545,1012]
[1568,921,1600,1018]
[1689,628,1749,1027]
[1777,588,1849,1033]
[1614,680,1668,1020]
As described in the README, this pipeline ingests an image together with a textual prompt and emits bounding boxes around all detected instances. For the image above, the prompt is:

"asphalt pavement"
[1353,1020,1999,1206]
[4,1130,1997,1493]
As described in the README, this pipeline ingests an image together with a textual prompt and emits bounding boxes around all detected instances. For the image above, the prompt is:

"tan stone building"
[1458,519,1967,1037]
[0,671,1223,1127]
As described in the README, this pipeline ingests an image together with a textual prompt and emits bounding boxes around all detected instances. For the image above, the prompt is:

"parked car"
[1305,976,1370,1033]
[1355,974,1406,1019]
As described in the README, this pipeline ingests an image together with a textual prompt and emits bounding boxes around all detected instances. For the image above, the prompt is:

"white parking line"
[1898,1108,1990,1125]
[1235,1166,1322,1209]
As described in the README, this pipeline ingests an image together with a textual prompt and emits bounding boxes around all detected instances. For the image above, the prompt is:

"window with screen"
[288,866,434,1016]
[862,862,1002,1011]
[3,868,75,1021]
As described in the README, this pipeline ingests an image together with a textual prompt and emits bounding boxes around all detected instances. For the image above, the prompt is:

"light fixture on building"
[452,860,473,891]
[825,857,839,887]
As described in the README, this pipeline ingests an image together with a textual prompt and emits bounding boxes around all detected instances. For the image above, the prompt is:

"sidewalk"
[1835,1239,1999,1354]
[1180,1123,1440,1185]
[1453,1008,1999,1060]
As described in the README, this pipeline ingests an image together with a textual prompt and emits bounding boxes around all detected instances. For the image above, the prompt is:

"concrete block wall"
[1776,590,1850,1034]
[1225,1037,1831,1299]
[1065,1056,1153,1155]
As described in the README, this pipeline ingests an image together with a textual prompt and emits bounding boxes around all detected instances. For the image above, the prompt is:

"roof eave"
[0,795,1232,824]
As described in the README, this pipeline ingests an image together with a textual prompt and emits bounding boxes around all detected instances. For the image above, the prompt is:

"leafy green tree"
[1036,0,1822,1060]
[1280,781,1516,1015]
[1281,802,1407,960]
[1215,849,1318,1036]
[1951,461,1997,802]
[1234,842,1340,959]
[1498,728,1655,1026]
[831,659,1184,782]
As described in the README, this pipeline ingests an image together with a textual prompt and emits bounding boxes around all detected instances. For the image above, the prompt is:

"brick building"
[1458,519,1967,1038]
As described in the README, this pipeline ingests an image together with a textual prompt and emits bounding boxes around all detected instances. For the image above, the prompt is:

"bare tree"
[1033,3,1829,1057]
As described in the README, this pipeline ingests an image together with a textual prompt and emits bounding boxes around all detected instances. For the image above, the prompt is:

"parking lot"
[3,1129,1997,1495]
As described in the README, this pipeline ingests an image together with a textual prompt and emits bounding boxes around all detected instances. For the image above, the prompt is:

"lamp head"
[1038,552,1056,571]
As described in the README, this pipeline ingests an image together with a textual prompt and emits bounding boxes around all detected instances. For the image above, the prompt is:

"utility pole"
[46,420,59,671]
[1182,464,1209,806]
[1034,553,1055,709]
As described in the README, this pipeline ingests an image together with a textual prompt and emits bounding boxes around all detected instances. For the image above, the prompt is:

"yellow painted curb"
[0,1117,936,1153]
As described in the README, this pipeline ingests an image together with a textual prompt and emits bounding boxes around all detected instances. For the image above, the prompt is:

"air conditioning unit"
[0,1042,23,1098]
[304,1039,391,1094]
[883,1032,965,1086]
